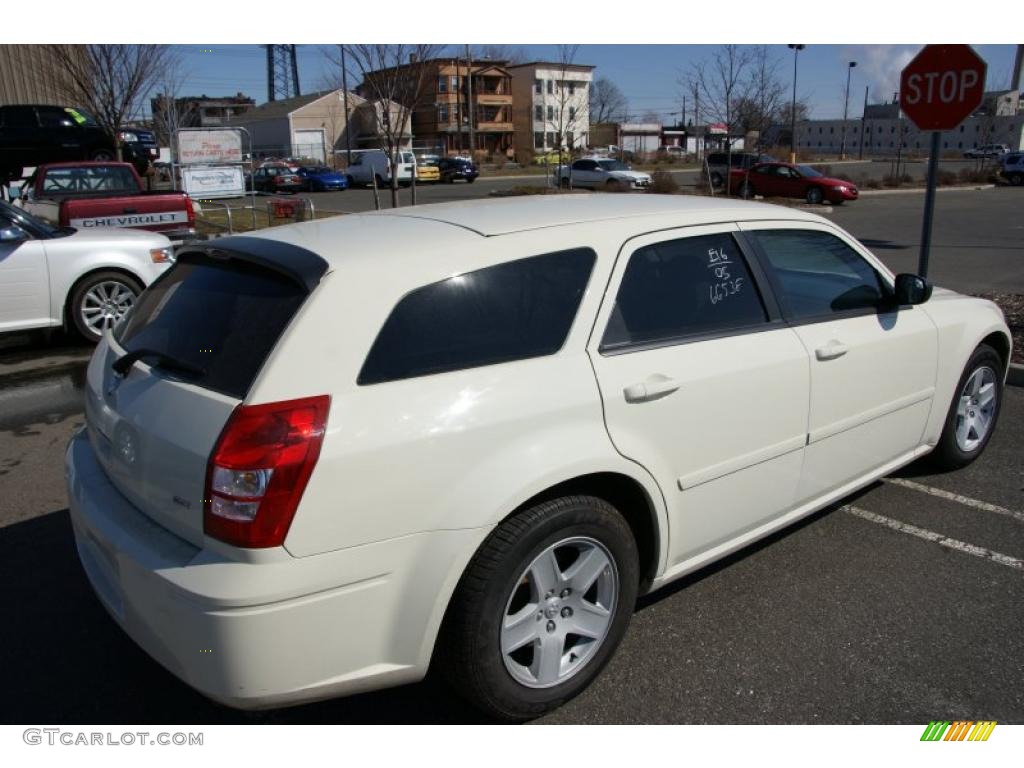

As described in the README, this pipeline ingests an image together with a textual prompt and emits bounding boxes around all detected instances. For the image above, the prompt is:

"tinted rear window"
[114,254,308,399]
[359,248,596,385]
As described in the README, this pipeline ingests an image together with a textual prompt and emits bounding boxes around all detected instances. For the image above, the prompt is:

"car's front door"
[740,222,938,504]
[0,220,50,332]
[589,224,810,572]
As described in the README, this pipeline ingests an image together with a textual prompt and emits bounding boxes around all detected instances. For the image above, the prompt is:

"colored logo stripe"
[920,720,996,741]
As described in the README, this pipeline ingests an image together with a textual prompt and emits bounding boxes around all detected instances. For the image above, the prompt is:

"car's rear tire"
[805,186,824,204]
[929,343,1004,471]
[90,148,116,162]
[739,181,754,199]
[709,171,723,188]
[1009,173,1023,186]
[69,271,144,343]
[438,495,639,721]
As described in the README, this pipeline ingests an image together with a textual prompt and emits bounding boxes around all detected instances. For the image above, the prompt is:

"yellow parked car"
[415,162,440,183]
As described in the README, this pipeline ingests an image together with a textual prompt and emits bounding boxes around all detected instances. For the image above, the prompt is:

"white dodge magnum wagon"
[66,195,1011,720]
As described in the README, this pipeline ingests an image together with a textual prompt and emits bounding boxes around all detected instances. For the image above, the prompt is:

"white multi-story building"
[508,61,594,159]
[781,92,1023,157]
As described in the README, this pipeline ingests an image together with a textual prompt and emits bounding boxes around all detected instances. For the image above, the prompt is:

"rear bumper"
[65,428,488,709]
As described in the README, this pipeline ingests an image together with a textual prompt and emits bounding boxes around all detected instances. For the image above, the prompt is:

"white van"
[344,149,416,187]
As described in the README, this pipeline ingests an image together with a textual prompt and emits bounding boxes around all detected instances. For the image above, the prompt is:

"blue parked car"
[297,165,349,192]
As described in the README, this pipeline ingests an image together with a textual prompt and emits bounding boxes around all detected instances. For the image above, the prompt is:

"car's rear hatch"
[82,237,328,547]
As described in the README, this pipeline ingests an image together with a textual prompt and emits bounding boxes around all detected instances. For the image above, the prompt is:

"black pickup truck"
[0,104,158,182]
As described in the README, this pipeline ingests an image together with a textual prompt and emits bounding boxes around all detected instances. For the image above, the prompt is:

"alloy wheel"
[955,366,998,452]
[500,536,618,689]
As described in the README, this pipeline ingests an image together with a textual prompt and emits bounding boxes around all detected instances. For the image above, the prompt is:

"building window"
[830,127,834,134]
[438,76,447,93]
[451,75,459,90]
[534,79,542,94]
[547,80,553,94]
[534,132,544,149]
[546,131,555,147]
[569,106,576,121]
[535,105,543,121]
[567,131,574,147]
[818,127,822,134]
[853,127,858,134]
[438,104,449,122]
[547,105,554,121]
[958,141,962,148]
[569,82,575,96]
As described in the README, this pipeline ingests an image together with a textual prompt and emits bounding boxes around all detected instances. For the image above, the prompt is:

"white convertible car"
[0,199,173,342]
[65,195,1010,719]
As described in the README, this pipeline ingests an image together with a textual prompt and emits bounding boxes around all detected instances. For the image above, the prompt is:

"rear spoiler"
[175,236,329,293]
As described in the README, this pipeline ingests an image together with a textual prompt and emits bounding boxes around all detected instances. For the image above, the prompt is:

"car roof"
[247,195,828,262]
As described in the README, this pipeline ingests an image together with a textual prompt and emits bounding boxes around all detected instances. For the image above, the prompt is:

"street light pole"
[787,44,805,164]
[340,44,352,168]
[840,61,857,160]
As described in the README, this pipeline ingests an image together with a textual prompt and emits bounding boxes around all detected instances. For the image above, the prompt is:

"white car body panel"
[65,194,1012,709]
[0,218,171,333]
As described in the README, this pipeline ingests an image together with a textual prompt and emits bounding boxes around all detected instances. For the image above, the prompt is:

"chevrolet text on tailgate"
[65,195,1012,720]
[16,162,195,241]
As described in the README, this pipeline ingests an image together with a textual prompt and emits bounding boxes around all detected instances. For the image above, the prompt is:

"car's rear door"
[589,224,810,569]
[82,240,328,547]
[740,222,938,504]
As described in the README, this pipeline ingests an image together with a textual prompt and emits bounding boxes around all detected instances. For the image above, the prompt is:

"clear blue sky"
[172,44,1020,122]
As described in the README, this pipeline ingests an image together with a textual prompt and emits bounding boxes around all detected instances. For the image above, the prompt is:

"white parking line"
[843,506,1024,572]
[884,477,1024,524]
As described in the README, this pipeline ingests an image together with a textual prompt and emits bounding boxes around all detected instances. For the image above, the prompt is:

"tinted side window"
[1,106,37,129]
[36,107,76,128]
[601,233,768,351]
[750,229,888,319]
[359,249,596,385]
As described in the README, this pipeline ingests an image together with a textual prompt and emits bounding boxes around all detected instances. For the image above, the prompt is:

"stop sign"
[900,45,987,131]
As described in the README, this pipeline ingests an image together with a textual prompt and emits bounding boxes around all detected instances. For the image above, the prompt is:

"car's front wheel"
[1008,173,1023,186]
[439,495,639,721]
[69,271,144,343]
[930,343,1004,470]
[806,186,824,205]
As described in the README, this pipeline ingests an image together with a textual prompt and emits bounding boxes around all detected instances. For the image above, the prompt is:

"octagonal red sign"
[900,45,987,131]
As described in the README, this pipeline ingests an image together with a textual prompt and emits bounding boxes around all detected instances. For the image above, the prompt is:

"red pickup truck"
[15,161,195,241]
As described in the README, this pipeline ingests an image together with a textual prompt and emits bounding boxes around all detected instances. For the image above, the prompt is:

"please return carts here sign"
[177,130,244,165]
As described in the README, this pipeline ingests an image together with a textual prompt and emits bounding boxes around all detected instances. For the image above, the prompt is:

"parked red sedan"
[729,162,858,205]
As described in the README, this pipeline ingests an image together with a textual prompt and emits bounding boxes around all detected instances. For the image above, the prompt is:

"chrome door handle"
[623,375,681,403]
[815,340,849,361]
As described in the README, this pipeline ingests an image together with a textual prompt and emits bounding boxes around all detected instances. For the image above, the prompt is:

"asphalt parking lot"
[0,188,1021,725]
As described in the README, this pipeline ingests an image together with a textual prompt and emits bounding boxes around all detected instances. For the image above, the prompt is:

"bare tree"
[540,45,589,187]
[684,45,754,193]
[47,44,176,161]
[590,77,628,124]
[340,44,443,207]
[150,62,196,151]
[733,46,787,150]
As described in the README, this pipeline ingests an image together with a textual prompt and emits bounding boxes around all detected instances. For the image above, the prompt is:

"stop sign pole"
[899,45,987,277]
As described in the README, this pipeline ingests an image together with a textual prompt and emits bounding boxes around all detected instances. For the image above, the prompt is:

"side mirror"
[0,226,29,243]
[893,273,932,305]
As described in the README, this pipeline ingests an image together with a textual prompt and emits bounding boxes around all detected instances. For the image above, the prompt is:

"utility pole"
[465,45,475,155]
[840,61,857,159]
[693,84,700,162]
[787,44,805,164]
[339,45,352,168]
[859,85,868,160]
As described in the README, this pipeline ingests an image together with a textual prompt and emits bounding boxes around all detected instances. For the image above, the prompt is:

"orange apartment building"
[362,57,515,157]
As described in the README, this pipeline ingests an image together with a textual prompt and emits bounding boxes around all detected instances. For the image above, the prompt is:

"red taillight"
[204,395,330,548]
[185,196,195,227]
